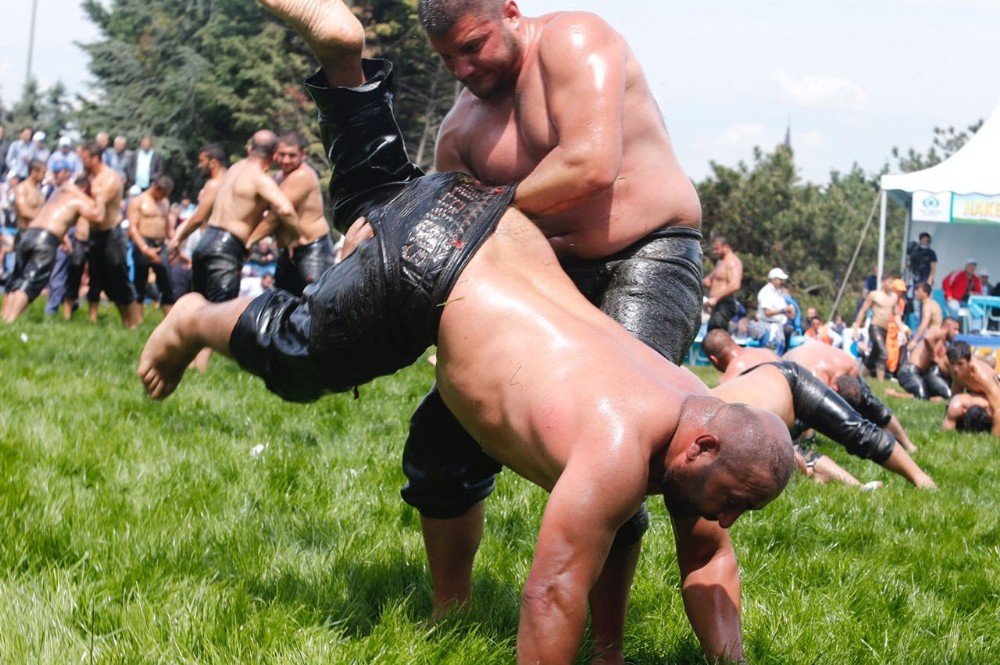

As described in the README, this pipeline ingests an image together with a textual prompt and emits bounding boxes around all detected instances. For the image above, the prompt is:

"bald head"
[249,130,279,158]
[702,329,737,369]
[418,0,503,35]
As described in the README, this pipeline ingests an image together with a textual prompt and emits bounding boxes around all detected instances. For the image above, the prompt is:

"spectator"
[95,132,110,155]
[906,232,938,288]
[0,125,10,181]
[123,134,164,191]
[31,131,50,166]
[942,258,983,314]
[980,269,991,295]
[104,135,130,181]
[804,315,842,346]
[47,137,84,177]
[5,127,35,180]
[757,267,795,352]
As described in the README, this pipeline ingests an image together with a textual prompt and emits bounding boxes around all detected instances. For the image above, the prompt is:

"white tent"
[877,103,1000,287]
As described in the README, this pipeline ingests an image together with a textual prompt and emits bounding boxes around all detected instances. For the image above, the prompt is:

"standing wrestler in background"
[169,144,228,256]
[409,0,725,660]
[13,160,46,236]
[78,142,141,328]
[248,131,335,296]
[2,177,96,322]
[183,132,298,370]
[128,175,177,319]
[704,235,743,331]
[853,277,905,381]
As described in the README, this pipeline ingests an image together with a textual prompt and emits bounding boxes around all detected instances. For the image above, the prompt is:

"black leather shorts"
[274,234,336,296]
[8,228,60,301]
[87,226,136,305]
[191,226,248,303]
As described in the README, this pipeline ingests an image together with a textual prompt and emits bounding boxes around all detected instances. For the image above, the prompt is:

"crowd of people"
[0,124,344,327]
[1,0,998,662]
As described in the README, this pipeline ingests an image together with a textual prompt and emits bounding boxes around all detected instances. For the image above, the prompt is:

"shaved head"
[418,0,503,35]
[702,329,736,364]
[249,130,279,158]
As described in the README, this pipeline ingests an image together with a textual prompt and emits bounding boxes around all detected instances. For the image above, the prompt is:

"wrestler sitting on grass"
[138,1,795,661]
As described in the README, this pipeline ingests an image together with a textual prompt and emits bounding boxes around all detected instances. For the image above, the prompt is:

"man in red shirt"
[942,258,983,313]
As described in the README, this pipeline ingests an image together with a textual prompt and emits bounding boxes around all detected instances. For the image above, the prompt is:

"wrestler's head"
[942,317,960,341]
[914,281,931,300]
[248,130,279,167]
[661,397,794,528]
[27,160,46,182]
[198,144,227,176]
[150,175,174,201]
[420,0,523,99]
[702,329,737,372]
[711,236,731,260]
[276,132,307,176]
[946,341,972,375]
[956,406,992,433]
[79,143,104,175]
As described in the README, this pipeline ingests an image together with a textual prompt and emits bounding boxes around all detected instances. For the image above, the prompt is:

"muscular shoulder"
[537,11,622,53]
[435,99,478,174]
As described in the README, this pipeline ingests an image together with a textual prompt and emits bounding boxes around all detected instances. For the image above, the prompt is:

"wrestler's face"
[712,241,726,260]
[54,169,71,186]
[197,152,212,176]
[951,357,970,375]
[275,142,303,176]
[663,463,761,529]
[429,10,523,100]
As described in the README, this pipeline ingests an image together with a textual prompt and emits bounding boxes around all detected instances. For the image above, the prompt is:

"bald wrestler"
[702,330,934,488]
[139,3,795,661]
[942,341,1000,436]
[413,1,713,652]
[784,340,917,452]
[887,316,958,402]
[128,175,177,318]
[704,236,743,331]
[248,131,335,296]
[169,144,228,256]
[13,160,45,234]
[853,276,905,380]
[78,142,141,328]
[2,176,96,322]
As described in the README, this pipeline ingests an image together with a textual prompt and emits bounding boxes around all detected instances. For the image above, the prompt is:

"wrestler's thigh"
[600,256,701,365]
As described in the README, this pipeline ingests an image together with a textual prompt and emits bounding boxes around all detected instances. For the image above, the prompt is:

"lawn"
[0,304,997,663]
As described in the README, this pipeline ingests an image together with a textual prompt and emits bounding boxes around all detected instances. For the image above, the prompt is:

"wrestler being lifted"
[246,131,335,296]
[138,1,795,660]
[2,172,97,323]
[702,330,934,489]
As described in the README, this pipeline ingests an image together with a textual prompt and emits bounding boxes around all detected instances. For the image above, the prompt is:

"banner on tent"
[953,194,1000,225]
[911,191,952,222]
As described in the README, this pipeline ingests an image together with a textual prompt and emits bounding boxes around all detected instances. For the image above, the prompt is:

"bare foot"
[137,293,208,399]
[912,473,937,490]
[885,388,913,400]
[258,0,364,55]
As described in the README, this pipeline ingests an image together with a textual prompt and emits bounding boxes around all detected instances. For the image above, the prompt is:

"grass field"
[1,303,998,663]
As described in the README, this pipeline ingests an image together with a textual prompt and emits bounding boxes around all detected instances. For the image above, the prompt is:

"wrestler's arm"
[909,303,934,351]
[518,451,645,663]
[79,178,110,223]
[671,516,744,662]
[126,198,158,263]
[853,293,873,329]
[513,14,628,219]
[433,111,475,175]
[257,174,299,230]
[171,182,218,249]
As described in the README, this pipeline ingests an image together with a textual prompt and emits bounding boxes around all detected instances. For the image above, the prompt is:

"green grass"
[0,303,997,663]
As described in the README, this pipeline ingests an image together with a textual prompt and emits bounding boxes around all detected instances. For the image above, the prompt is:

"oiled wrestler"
[128,175,178,317]
[2,177,97,323]
[138,3,795,661]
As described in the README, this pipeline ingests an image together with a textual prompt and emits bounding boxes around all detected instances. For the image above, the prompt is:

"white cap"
[966,257,978,265]
[768,268,789,280]
[58,136,72,147]
[32,131,46,142]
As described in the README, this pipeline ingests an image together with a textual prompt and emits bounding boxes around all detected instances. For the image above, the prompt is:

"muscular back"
[717,347,780,384]
[437,12,701,259]
[207,159,275,243]
[436,208,703,490]
[29,184,93,239]
[783,341,858,387]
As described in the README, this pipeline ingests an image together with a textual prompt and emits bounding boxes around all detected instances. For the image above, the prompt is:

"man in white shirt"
[757,267,793,351]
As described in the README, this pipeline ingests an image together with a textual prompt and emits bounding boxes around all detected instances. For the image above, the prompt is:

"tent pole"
[877,189,887,288]
[900,207,912,276]
[829,191,881,321]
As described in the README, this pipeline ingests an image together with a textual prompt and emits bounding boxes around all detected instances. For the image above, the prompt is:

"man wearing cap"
[47,137,84,177]
[31,132,51,167]
[757,267,794,351]
[942,259,983,316]
[853,276,906,381]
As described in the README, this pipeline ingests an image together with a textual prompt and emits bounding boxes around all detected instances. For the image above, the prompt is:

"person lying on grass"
[137,1,796,662]
[942,341,1000,437]
[702,330,935,489]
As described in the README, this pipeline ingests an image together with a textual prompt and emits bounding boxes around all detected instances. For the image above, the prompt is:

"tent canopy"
[881,103,1000,195]
[875,103,1000,291]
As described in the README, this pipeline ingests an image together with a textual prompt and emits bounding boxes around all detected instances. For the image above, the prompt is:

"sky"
[1,0,997,182]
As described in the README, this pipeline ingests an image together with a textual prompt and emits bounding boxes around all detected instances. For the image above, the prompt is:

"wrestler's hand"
[166,239,180,259]
[341,216,375,260]
[145,247,162,265]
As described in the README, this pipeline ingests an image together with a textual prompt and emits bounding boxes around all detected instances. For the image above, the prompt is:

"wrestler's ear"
[686,434,721,462]
[502,0,521,22]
